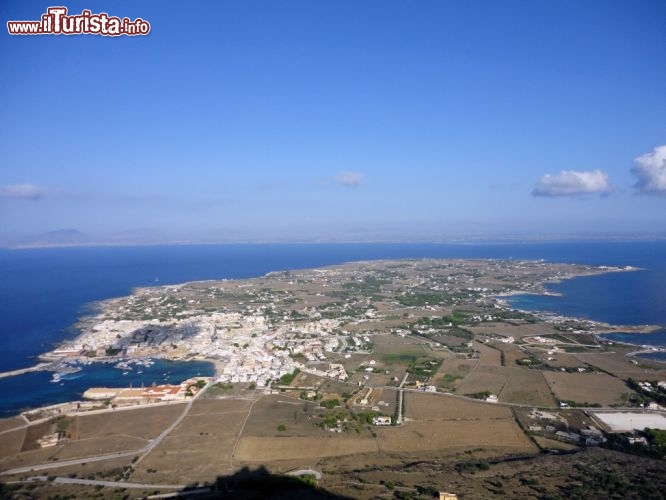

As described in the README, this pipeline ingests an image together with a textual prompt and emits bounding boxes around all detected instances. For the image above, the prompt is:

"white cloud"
[631,145,666,194]
[532,169,610,197]
[333,171,364,187]
[0,183,45,200]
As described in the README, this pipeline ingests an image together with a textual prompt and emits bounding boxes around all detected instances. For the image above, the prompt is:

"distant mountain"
[7,229,100,248]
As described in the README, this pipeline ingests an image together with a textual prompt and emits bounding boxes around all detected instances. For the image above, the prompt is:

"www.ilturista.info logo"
[7,6,150,36]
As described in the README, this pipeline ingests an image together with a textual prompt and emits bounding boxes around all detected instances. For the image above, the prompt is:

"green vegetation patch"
[382,353,422,365]
[319,398,340,409]
[278,368,301,386]
[406,357,442,378]
[466,391,492,400]
[398,292,451,307]
[440,373,463,384]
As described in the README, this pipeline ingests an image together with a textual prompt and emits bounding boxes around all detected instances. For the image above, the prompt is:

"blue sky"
[1,0,665,243]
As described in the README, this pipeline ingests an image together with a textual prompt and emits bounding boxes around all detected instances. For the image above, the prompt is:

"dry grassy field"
[0,405,187,469]
[538,351,589,369]
[378,388,398,416]
[53,435,146,460]
[240,395,321,437]
[0,417,25,433]
[431,334,469,346]
[74,404,183,441]
[498,369,556,407]
[436,358,475,377]
[376,419,535,454]
[475,342,502,366]
[0,428,25,460]
[469,322,561,338]
[0,443,60,471]
[454,365,510,396]
[574,352,666,379]
[130,398,252,485]
[316,378,354,396]
[404,392,511,420]
[18,420,52,452]
[432,358,474,390]
[543,371,633,406]
[375,333,448,356]
[234,435,379,462]
[493,343,528,366]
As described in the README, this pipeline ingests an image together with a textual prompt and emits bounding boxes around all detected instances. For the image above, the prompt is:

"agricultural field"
[0,417,25,433]
[434,358,475,379]
[377,388,399,416]
[431,333,469,347]
[543,371,634,406]
[2,403,186,464]
[314,378,354,397]
[0,428,25,460]
[53,435,146,460]
[475,342,502,366]
[403,392,511,420]
[454,365,511,397]
[373,332,430,348]
[432,360,474,391]
[539,351,589,369]
[130,399,252,484]
[234,435,379,463]
[491,342,528,366]
[574,351,666,379]
[239,395,322,438]
[17,420,52,452]
[75,404,184,441]
[469,321,561,339]
[0,435,64,471]
[498,369,556,407]
[376,419,535,454]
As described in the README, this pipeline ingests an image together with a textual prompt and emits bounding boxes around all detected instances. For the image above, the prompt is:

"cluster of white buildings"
[638,380,666,392]
[527,336,558,345]
[481,335,515,344]
[50,303,354,387]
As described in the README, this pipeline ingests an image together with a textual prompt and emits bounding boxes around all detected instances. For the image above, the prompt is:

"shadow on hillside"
[176,466,354,499]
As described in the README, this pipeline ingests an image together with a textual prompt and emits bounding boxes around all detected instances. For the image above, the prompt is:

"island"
[2,258,666,499]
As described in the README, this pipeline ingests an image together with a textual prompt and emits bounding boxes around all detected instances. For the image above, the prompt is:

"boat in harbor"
[50,365,82,383]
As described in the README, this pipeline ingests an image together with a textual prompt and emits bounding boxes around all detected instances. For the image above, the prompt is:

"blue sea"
[1,242,665,417]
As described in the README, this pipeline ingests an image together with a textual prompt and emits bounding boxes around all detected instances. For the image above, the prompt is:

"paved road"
[18,475,183,490]
[0,450,140,476]
[395,372,409,424]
